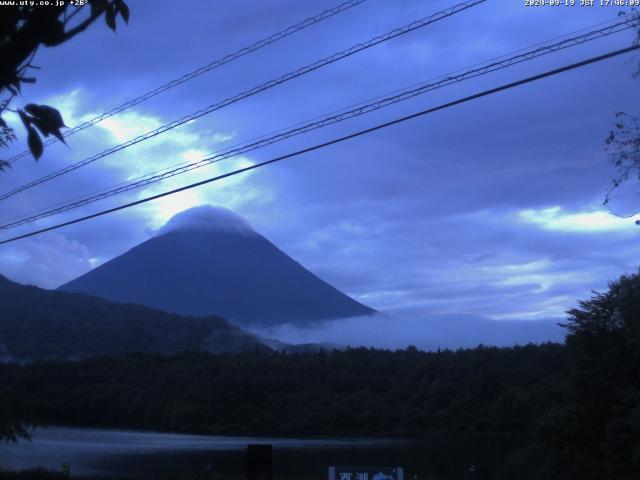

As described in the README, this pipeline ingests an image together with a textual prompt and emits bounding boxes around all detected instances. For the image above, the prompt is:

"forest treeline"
[1,271,640,479]
[0,275,267,360]
[0,341,632,479]
[0,344,566,437]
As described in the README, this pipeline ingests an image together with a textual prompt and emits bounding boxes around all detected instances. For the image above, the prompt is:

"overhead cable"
[2,17,636,230]
[0,0,486,201]
[1,43,636,245]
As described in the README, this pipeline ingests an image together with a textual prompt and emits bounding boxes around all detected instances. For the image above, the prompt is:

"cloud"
[517,206,638,233]
[0,84,272,287]
[0,0,638,347]
[156,204,257,237]
[0,233,92,289]
[250,313,565,351]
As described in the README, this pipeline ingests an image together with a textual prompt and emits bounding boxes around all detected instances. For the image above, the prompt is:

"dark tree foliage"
[0,3,129,440]
[2,273,639,477]
[0,274,271,443]
[604,11,640,213]
[0,387,30,443]
[502,271,640,480]
[0,275,268,360]
[0,345,567,439]
[605,112,640,217]
[0,0,129,167]
[562,272,640,480]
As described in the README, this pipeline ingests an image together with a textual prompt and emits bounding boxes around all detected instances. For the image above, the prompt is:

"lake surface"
[0,426,519,479]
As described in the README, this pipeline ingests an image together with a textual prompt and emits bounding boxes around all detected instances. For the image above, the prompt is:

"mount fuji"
[59,205,375,327]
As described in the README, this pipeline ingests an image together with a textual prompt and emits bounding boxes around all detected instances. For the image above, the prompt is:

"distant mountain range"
[0,274,269,362]
[59,206,375,327]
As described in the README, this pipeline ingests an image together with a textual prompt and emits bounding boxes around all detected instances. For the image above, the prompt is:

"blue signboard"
[328,466,404,480]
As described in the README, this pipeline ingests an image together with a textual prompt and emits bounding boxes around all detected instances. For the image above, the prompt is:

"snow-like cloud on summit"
[156,204,257,237]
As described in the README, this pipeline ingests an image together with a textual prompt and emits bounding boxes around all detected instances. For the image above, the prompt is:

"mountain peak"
[62,205,375,327]
[156,205,257,237]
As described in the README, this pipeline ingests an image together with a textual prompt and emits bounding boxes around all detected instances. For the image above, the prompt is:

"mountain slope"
[0,275,268,362]
[59,206,375,327]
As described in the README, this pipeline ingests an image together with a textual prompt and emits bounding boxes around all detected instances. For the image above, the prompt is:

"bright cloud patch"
[0,233,92,289]
[44,88,238,180]
[30,87,275,233]
[517,207,637,233]
[250,313,565,351]
[99,113,162,144]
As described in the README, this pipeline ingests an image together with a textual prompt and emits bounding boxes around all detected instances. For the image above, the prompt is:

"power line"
[0,0,486,202]
[6,0,369,165]
[11,14,630,227]
[1,44,636,246]
[2,17,636,230]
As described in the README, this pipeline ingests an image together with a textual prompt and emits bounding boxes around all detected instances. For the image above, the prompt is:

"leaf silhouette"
[27,126,43,160]
[105,4,117,31]
[24,104,67,144]
[117,0,130,24]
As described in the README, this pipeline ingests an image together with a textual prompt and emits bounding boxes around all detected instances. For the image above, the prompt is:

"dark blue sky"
[1,0,639,348]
